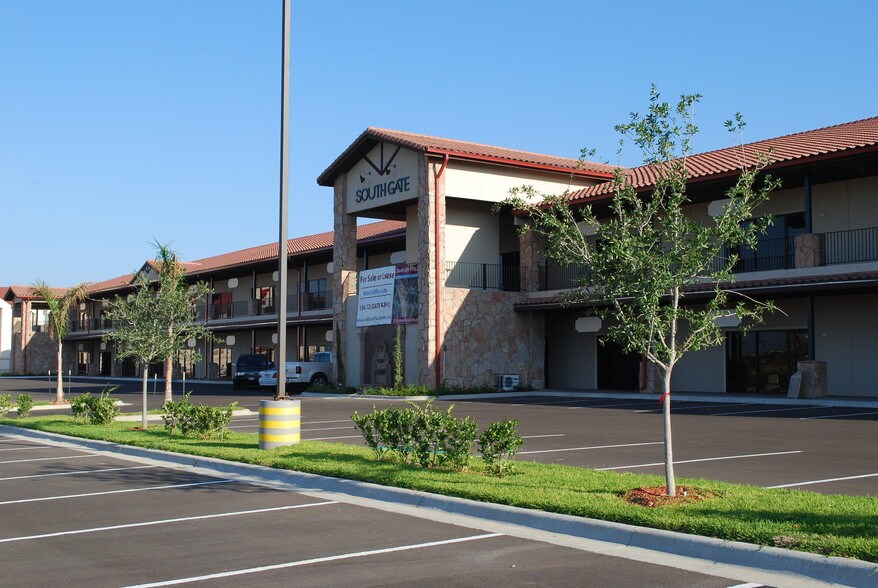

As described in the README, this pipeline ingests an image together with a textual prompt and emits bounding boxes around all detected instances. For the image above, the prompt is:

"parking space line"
[767,472,878,489]
[124,532,504,587]
[0,446,50,452]
[0,501,337,544]
[597,450,803,470]
[801,411,878,420]
[634,403,752,413]
[302,426,354,432]
[708,407,819,417]
[0,465,157,482]
[0,479,233,506]
[305,419,354,425]
[0,454,95,465]
[521,434,565,439]
[519,441,662,455]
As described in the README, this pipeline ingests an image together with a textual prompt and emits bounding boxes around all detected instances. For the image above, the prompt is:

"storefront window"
[726,330,809,394]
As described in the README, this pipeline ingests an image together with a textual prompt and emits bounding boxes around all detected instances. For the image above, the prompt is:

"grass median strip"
[2,415,876,564]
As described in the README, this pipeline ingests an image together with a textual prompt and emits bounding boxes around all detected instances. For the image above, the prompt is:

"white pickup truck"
[259,352,333,390]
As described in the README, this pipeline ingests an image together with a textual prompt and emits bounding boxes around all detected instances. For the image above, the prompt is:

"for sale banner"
[356,264,419,327]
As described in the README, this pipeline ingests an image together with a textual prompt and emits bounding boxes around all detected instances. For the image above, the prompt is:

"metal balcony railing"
[822,227,878,265]
[445,261,521,291]
[715,236,796,273]
[539,263,587,291]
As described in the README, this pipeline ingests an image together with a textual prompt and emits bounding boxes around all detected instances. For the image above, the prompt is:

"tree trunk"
[55,342,65,403]
[141,365,149,431]
[164,357,173,403]
[662,368,676,497]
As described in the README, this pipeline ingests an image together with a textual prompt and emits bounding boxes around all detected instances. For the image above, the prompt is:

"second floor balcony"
[535,226,878,291]
[445,261,521,292]
[198,289,334,322]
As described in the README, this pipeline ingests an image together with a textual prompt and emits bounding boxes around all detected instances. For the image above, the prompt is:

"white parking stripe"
[801,410,878,420]
[0,454,94,465]
[0,501,337,544]
[0,446,49,452]
[0,465,157,482]
[124,533,504,587]
[521,434,565,439]
[727,583,764,588]
[302,426,353,432]
[634,403,752,413]
[519,441,662,455]
[304,419,354,425]
[597,450,803,470]
[0,479,233,506]
[708,406,818,417]
[767,472,878,488]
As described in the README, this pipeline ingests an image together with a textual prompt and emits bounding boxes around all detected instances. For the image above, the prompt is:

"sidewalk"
[1,424,875,587]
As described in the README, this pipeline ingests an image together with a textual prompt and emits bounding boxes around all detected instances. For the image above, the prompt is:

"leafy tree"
[507,88,779,496]
[103,243,213,429]
[31,280,91,403]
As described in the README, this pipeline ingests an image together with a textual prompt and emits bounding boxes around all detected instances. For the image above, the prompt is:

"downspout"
[434,154,449,389]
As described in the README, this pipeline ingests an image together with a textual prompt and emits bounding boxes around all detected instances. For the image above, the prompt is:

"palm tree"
[31,280,92,403]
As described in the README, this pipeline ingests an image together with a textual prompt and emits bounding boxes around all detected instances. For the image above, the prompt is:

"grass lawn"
[2,415,876,564]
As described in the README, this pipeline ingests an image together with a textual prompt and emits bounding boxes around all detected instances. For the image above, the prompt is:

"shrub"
[478,418,524,477]
[16,394,34,418]
[0,394,13,417]
[70,387,120,425]
[163,393,237,439]
[362,384,431,397]
[70,393,91,421]
[351,400,477,471]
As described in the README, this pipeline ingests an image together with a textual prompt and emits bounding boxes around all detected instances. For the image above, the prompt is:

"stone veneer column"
[333,175,357,386]
[795,233,823,268]
[417,154,444,386]
[519,228,547,292]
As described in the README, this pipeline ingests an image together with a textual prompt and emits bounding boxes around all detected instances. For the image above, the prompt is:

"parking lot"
[0,432,757,587]
[4,376,877,497]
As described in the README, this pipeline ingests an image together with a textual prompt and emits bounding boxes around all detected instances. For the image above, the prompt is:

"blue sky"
[2,0,877,287]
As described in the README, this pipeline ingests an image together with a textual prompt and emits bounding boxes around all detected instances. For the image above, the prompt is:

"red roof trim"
[424,148,615,179]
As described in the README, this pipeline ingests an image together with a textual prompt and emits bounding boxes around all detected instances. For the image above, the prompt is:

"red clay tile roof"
[4,285,69,301]
[568,115,878,203]
[317,127,616,186]
[88,220,406,295]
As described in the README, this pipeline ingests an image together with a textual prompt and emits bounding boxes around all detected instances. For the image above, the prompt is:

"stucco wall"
[812,175,878,232]
[444,160,602,203]
[545,311,597,390]
[814,293,878,397]
[445,201,499,264]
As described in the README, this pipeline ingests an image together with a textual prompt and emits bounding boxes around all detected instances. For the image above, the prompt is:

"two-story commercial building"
[5,115,877,399]
[322,118,878,398]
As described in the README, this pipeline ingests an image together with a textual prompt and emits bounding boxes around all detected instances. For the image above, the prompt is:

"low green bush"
[70,388,120,425]
[362,384,431,396]
[0,394,13,417]
[352,400,477,471]
[16,394,33,418]
[162,393,237,439]
[478,418,524,477]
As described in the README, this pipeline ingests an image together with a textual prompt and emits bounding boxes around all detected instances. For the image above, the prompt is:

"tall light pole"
[275,0,291,400]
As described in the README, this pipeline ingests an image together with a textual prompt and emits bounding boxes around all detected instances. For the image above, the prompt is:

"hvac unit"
[499,374,520,391]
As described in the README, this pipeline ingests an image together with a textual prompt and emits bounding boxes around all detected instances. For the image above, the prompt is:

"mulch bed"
[623,485,715,507]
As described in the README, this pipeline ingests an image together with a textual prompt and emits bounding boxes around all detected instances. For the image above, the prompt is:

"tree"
[507,88,779,496]
[31,281,91,403]
[152,240,203,403]
[103,243,213,429]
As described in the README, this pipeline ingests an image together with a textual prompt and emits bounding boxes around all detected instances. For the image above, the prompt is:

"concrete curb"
[1,424,875,586]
